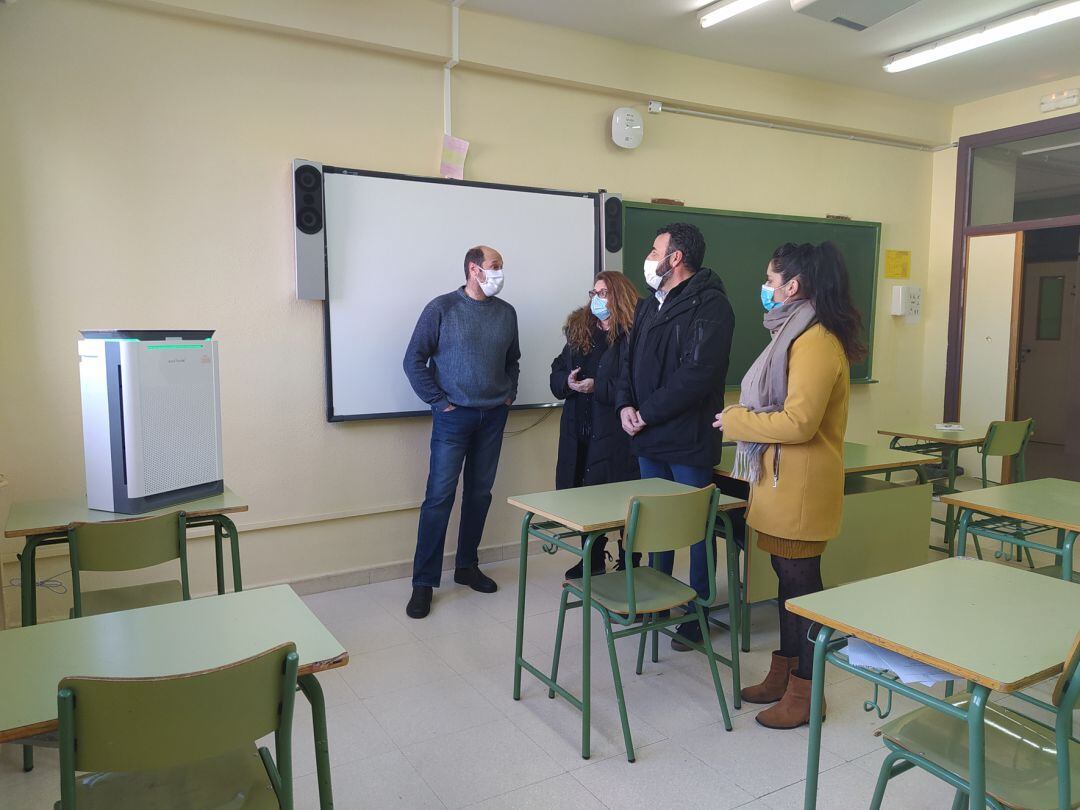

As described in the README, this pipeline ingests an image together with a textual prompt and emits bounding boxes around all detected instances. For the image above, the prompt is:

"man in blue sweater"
[403,245,520,619]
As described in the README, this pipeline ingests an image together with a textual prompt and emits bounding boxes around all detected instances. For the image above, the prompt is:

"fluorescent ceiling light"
[1021,140,1080,156]
[884,0,1080,73]
[698,0,771,28]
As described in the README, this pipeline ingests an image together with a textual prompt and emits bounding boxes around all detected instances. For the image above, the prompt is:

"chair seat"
[565,568,697,615]
[55,745,279,809]
[1032,564,1080,584]
[878,695,1080,810]
[78,579,184,617]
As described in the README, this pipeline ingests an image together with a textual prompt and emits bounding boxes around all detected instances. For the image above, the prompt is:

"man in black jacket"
[616,222,735,649]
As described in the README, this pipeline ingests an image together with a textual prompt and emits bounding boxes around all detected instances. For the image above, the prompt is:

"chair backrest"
[979,419,1034,485]
[57,642,298,774]
[624,485,719,555]
[1052,631,1080,708]
[68,511,187,573]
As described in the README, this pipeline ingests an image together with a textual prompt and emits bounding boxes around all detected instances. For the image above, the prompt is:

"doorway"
[1014,226,1080,480]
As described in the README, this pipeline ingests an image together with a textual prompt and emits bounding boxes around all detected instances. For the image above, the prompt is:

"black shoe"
[406,586,432,619]
[671,619,703,652]
[454,565,497,593]
[564,537,608,579]
[615,546,642,572]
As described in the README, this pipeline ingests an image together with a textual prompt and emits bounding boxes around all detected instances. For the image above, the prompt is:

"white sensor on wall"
[611,107,643,149]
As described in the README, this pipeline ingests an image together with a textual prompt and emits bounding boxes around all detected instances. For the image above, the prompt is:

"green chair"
[56,642,299,810]
[869,632,1080,810]
[67,511,191,618]
[959,419,1048,568]
[548,485,732,763]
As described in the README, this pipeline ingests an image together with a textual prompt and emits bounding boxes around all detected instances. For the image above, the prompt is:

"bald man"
[402,245,520,619]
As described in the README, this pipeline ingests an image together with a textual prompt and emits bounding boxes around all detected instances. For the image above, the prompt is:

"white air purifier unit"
[78,330,224,514]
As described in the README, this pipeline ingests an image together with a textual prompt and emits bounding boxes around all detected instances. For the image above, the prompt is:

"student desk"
[3,487,247,627]
[788,558,1080,810]
[714,442,935,651]
[943,478,1080,582]
[0,585,348,810]
[878,425,986,553]
[507,479,747,759]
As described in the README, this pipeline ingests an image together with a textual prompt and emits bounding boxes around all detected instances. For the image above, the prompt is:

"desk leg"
[513,513,532,701]
[955,510,971,558]
[218,515,243,592]
[1062,532,1076,582]
[944,447,959,554]
[803,625,834,810]
[298,674,334,810]
[966,686,989,810]
[580,532,600,761]
[213,523,226,595]
[719,512,741,708]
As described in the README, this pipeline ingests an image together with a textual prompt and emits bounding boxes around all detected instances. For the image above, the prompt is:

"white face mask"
[643,253,673,290]
[477,266,504,297]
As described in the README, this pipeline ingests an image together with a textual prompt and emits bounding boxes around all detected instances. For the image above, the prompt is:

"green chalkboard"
[622,201,879,385]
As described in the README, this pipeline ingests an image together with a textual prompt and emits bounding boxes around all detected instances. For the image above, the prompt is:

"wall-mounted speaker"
[599,191,623,272]
[292,158,326,300]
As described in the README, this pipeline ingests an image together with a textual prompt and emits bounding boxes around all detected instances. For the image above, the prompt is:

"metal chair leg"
[602,612,635,762]
[695,604,732,731]
[635,613,649,675]
[869,750,905,810]
[549,587,571,699]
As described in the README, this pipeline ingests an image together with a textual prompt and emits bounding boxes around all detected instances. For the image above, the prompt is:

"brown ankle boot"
[741,652,799,704]
[754,674,826,729]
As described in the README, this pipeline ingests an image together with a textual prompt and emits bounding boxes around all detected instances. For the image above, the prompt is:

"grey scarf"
[731,298,818,485]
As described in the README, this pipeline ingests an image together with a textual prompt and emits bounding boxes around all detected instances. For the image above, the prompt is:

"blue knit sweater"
[403,288,520,411]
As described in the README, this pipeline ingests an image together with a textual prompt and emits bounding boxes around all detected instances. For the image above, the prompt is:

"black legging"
[771,554,824,680]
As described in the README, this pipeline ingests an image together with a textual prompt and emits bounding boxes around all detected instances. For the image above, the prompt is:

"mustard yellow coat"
[722,324,850,548]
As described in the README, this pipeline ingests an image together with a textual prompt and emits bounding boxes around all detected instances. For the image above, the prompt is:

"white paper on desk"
[846,638,956,686]
[933,423,965,431]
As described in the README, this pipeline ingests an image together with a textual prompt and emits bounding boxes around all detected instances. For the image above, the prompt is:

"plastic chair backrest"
[982,419,1033,459]
[1052,632,1080,708]
[624,485,719,555]
[69,511,186,572]
[58,642,298,773]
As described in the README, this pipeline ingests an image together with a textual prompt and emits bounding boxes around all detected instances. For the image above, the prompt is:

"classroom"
[1,0,1079,808]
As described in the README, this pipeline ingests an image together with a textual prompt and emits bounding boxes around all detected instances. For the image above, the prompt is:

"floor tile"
[402,718,564,809]
[364,675,503,747]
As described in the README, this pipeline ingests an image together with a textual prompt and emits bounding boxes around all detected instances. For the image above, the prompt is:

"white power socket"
[891,285,921,323]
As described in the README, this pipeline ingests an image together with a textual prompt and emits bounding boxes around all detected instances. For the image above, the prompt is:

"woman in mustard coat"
[715,241,864,729]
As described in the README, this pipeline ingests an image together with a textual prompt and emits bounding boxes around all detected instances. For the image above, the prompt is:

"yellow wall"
[0,0,960,621]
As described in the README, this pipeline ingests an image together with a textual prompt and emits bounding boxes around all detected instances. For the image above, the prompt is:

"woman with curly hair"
[550,270,641,578]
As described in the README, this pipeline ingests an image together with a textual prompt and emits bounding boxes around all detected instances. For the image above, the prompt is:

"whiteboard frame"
[320,166,602,422]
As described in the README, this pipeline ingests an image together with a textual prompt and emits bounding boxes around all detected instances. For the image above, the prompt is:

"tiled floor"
[0,523,1066,809]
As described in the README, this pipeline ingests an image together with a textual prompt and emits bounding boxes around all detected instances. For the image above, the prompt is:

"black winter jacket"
[615,268,735,468]
[550,330,639,490]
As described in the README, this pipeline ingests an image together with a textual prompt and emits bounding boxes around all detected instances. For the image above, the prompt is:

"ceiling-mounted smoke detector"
[790,0,919,31]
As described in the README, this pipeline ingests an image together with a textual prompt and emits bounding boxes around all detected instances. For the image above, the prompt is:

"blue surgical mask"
[590,294,610,321]
[761,284,782,312]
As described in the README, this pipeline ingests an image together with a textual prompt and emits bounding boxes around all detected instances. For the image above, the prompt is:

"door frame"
[944,110,1080,422]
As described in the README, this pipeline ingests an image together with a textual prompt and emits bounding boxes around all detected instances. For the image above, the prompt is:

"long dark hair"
[771,241,866,363]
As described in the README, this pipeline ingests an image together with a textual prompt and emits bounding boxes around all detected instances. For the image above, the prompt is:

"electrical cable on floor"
[9,570,70,596]
[503,408,555,438]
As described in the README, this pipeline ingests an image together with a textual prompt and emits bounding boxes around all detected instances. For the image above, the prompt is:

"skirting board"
[287,538,547,596]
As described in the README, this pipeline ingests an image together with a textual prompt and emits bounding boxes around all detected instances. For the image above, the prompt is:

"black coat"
[616,268,735,468]
[551,330,639,490]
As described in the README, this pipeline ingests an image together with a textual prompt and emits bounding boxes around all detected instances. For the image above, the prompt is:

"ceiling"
[465,0,1080,105]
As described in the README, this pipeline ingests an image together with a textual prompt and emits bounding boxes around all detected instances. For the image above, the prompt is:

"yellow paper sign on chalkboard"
[884,250,911,279]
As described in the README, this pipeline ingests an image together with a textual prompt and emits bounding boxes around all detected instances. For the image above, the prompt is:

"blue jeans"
[637,457,716,604]
[413,404,509,587]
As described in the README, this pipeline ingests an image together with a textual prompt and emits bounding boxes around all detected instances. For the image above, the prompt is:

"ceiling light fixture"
[884,0,1080,73]
[1021,140,1080,156]
[698,0,772,28]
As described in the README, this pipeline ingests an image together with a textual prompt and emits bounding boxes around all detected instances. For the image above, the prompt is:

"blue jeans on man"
[413,404,509,587]
[637,457,716,604]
